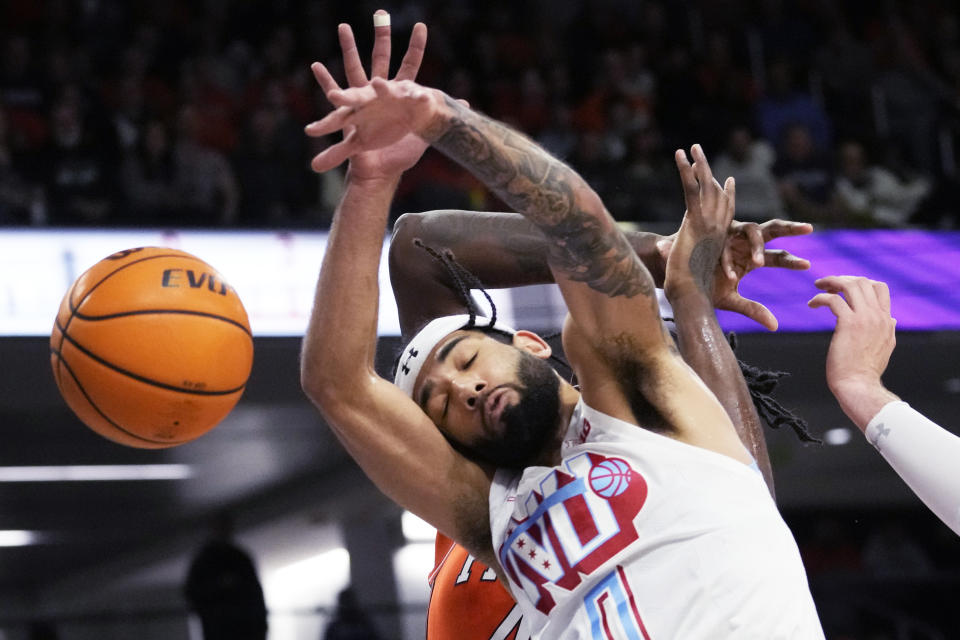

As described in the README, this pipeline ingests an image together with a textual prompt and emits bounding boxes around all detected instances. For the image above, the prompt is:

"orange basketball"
[49,247,254,448]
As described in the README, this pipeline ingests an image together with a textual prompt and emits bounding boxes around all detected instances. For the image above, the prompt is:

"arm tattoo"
[421,213,552,276]
[428,95,653,298]
[688,236,723,296]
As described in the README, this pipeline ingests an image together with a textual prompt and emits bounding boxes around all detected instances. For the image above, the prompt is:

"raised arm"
[299,15,499,568]
[665,149,775,490]
[391,209,812,339]
[308,79,758,460]
[390,210,668,338]
[308,81,666,351]
[810,276,960,535]
[418,116,752,462]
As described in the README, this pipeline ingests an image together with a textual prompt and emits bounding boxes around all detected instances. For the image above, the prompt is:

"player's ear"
[512,330,552,360]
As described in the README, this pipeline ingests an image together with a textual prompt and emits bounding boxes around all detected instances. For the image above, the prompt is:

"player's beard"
[467,351,561,469]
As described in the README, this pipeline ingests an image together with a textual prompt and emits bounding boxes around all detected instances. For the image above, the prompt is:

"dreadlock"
[413,240,574,378]
[414,239,499,330]
[389,240,512,381]
[410,240,818,443]
[727,332,821,444]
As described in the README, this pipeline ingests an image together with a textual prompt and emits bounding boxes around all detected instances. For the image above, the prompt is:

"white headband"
[393,289,675,399]
[394,315,516,398]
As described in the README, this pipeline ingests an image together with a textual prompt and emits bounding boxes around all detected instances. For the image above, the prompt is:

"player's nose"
[452,377,486,410]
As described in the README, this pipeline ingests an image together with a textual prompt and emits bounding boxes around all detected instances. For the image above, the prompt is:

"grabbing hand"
[658,219,812,331]
[664,144,735,301]
[306,12,429,179]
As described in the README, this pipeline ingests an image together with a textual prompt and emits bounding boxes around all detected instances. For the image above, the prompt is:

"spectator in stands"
[185,536,268,640]
[0,35,48,149]
[322,587,382,640]
[774,122,838,224]
[177,57,240,154]
[119,118,181,225]
[833,140,931,227]
[1,0,959,230]
[0,107,37,224]
[713,124,785,222]
[108,70,148,153]
[620,125,678,222]
[36,93,119,225]
[756,58,832,151]
[693,31,757,150]
[812,20,875,142]
[172,105,239,226]
[233,105,307,226]
[869,12,942,176]
[537,104,578,161]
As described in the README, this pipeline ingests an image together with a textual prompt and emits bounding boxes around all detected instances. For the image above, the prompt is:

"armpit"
[601,337,677,435]
[452,487,498,570]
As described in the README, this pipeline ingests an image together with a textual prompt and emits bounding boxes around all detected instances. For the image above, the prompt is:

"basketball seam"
[50,347,190,446]
[71,308,252,336]
[62,251,212,349]
[54,318,247,396]
[66,251,213,320]
[53,278,79,391]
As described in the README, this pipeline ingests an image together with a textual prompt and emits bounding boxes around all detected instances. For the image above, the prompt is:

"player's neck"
[530,381,581,467]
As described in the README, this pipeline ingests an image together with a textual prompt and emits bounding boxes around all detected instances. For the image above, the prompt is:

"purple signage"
[717,230,960,333]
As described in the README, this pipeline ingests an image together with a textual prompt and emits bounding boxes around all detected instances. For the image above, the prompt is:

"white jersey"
[489,399,824,640]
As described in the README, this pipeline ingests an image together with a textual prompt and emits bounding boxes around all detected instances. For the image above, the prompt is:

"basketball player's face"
[414,331,561,468]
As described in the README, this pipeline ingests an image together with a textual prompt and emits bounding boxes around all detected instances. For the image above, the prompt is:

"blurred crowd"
[794,512,960,639]
[1,0,960,229]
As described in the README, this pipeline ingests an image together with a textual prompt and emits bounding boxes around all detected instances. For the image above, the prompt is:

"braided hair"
[405,240,817,443]
[727,332,821,443]
[413,240,505,334]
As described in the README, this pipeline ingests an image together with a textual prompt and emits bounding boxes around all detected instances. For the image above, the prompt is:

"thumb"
[727,295,778,331]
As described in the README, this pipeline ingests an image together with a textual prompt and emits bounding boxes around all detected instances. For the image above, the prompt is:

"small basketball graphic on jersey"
[588,457,632,498]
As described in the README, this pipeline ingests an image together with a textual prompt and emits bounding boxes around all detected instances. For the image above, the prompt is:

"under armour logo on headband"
[400,347,419,376]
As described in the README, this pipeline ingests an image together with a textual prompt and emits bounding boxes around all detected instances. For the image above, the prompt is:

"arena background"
[1,0,959,638]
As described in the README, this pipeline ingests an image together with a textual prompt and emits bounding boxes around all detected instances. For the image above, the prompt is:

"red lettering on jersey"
[498,453,647,614]
[578,418,592,444]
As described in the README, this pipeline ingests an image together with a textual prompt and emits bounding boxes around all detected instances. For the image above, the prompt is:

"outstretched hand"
[808,276,896,392]
[306,12,430,179]
[658,219,812,331]
[808,275,899,429]
[664,144,735,301]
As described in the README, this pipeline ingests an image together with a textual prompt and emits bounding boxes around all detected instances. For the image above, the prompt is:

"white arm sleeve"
[865,401,960,536]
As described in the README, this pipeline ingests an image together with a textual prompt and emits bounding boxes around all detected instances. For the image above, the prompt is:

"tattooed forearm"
[688,236,723,295]
[418,212,551,275]
[427,95,653,298]
[545,214,653,297]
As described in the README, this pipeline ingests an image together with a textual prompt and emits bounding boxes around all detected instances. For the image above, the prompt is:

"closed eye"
[463,352,477,370]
